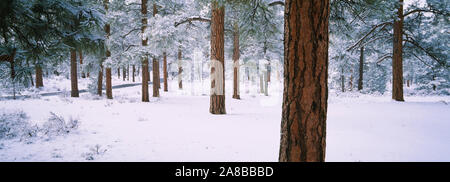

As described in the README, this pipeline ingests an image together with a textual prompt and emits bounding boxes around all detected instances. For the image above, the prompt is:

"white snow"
[0,78,449,162]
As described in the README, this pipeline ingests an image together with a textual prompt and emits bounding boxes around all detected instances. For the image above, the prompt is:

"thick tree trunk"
[209,1,226,114]
[358,46,364,91]
[70,49,79,97]
[392,0,404,101]
[163,52,168,92]
[260,73,264,93]
[232,23,240,99]
[35,64,43,88]
[178,49,183,89]
[279,0,329,162]
[106,67,112,99]
[141,0,149,102]
[153,57,160,97]
[26,59,34,87]
[132,65,136,82]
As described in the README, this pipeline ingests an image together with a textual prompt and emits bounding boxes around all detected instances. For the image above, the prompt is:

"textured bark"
[163,52,168,92]
[141,0,149,102]
[70,49,79,97]
[358,46,364,91]
[153,58,160,97]
[279,0,329,162]
[209,1,226,114]
[392,0,404,101]
[178,49,183,89]
[106,67,112,99]
[35,64,43,88]
[232,23,240,99]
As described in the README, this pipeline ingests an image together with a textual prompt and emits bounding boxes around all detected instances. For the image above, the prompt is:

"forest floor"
[0,76,449,161]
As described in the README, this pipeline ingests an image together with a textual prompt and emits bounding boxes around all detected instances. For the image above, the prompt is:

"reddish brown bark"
[392,0,404,101]
[97,65,103,96]
[106,67,112,99]
[209,1,226,114]
[279,0,329,162]
[153,57,160,97]
[163,52,168,92]
[141,0,149,102]
[70,49,79,97]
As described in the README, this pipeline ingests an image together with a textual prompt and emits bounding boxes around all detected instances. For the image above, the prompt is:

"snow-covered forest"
[0,0,448,162]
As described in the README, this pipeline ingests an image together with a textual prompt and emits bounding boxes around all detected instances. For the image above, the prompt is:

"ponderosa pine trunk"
[232,22,240,99]
[358,46,364,91]
[106,67,112,99]
[279,0,329,162]
[141,0,149,102]
[35,64,43,88]
[70,49,79,97]
[392,0,404,101]
[163,52,168,92]
[153,57,160,97]
[178,49,183,89]
[209,1,226,114]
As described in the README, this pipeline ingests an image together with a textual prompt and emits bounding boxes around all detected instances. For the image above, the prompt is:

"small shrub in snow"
[42,112,79,137]
[0,111,35,140]
[82,144,107,161]
[0,111,80,142]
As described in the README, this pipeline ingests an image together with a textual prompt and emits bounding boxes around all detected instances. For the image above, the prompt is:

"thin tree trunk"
[279,0,329,162]
[132,65,136,82]
[341,67,345,92]
[267,61,271,82]
[392,0,404,101]
[70,49,79,97]
[349,69,353,91]
[127,64,130,81]
[209,1,226,114]
[26,59,34,87]
[80,50,85,78]
[264,71,268,96]
[35,64,43,88]
[358,46,364,91]
[163,52,168,92]
[118,67,120,79]
[123,66,126,81]
[232,22,240,99]
[178,48,183,89]
[141,0,149,102]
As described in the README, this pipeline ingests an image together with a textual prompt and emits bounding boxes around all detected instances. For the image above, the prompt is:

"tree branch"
[174,16,211,27]
[346,22,392,51]
[268,1,284,7]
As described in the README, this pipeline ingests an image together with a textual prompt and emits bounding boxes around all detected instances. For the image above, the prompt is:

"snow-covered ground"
[0,77,449,161]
